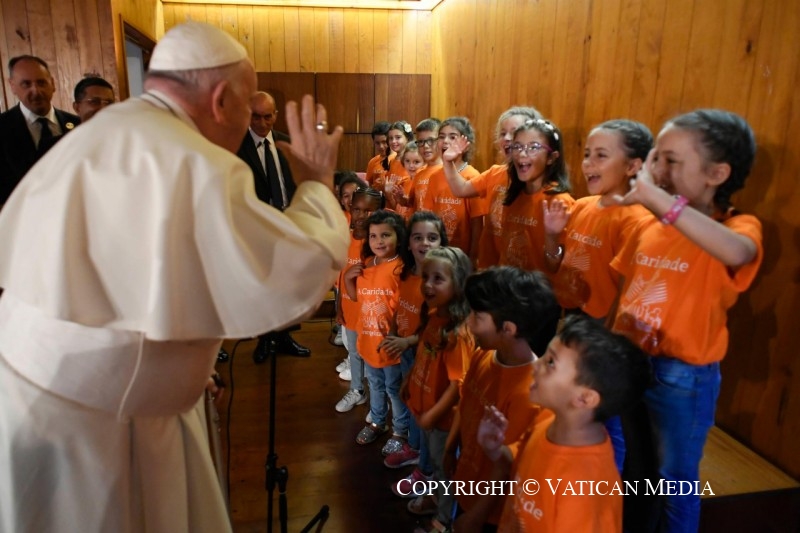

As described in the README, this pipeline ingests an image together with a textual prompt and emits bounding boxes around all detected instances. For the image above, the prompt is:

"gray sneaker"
[335,389,366,412]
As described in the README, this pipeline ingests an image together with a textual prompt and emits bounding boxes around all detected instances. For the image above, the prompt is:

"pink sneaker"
[384,442,420,469]
[391,467,432,498]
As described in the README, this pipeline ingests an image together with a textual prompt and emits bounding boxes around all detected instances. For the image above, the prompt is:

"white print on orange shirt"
[618,272,668,352]
[488,186,507,236]
[567,230,603,248]
[438,204,459,241]
[505,230,532,269]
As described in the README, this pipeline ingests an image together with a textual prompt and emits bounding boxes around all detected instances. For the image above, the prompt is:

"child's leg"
[646,357,720,533]
[385,363,409,438]
[400,347,421,450]
[344,328,365,392]
[427,427,455,527]
[363,362,388,428]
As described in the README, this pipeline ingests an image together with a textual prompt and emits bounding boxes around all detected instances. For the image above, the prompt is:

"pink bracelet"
[660,195,689,225]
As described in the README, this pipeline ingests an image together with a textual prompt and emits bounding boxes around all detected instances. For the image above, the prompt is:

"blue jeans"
[364,361,409,437]
[342,328,365,393]
[646,357,720,533]
[401,346,432,474]
[604,415,625,475]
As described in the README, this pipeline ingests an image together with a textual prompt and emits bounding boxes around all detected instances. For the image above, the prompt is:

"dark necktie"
[262,139,285,209]
[37,117,53,148]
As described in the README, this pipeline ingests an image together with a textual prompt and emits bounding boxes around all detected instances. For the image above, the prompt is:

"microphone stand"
[264,338,330,533]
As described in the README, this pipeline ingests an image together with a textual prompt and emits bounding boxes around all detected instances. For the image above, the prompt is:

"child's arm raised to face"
[542,198,572,272]
[343,263,363,301]
[442,136,478,198]
[614,151,758,269]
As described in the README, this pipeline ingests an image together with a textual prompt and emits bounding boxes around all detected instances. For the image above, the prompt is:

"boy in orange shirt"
[478,316,651,533]
[445,266,560,532]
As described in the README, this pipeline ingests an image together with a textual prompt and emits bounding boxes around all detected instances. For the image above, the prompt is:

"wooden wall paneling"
[386,10,403,74]
[416,10,432,75]
[252,7,270,72]
[205,4,222,29]
[710,0,762,115]
[374,73,431,127]
[337,133,373,174]
[162,3,175,30]
[3,0,32,61]
[582,0,624,129]
[627,0,667,127]
[357,9,374,74]
[372,9,388,73]
[400,10,416,75]
[49,0,83,112]
[342,9,358,73]
[187,4,206,24]
[297,8,316,72]
[467,0,499,167]
[315,73,374,133]
[313,8,330,71]
[607,0,644,120]
[679,1,726,111]
[267,7,286,71]
[650,0,695,127]
[529,0,557,117]
[283,7,301,72]
[327,8,344,72]
[237,5,255,62]
[73,0,104,78]
[255,71,315,135]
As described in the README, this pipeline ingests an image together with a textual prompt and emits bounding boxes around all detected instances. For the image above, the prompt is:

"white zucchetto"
[149,22,248,71]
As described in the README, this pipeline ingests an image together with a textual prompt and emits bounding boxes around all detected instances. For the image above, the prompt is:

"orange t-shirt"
[421,165,483,253]
[408,164,442,212]
[470,165,510,269]
[396,274,424,338]
[610,213,763,364]
[355,256,403,368]
[556,197,648,317]
[365,152,396,187]
[498,419,622,533]
[499,188,575,273]
[339,235,364,329]
[406,315,478,431]
[453,351,544,524]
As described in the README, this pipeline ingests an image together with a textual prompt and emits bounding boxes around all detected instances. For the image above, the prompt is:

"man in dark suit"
[237,91,311,363]
[0,55,80,206]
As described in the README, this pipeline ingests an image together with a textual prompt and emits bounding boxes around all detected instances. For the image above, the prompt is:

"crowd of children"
[328,108,763,533]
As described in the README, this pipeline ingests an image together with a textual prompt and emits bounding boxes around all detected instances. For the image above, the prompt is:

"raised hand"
[442,135,470,163]
[612,148,661,207]
[543,198,572,236]
[275,95,344,190]
[477,405,509,462]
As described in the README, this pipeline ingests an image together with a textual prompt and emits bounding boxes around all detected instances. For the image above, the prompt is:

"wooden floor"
[216,320,423,533]
[215,320,800,533]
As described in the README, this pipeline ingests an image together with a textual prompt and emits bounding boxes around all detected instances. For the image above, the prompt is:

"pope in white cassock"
[0,22,348,532]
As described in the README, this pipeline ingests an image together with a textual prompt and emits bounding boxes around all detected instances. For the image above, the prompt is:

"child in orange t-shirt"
[386,141,424,221]
[392,118,443,213]
[365,121,394,187]
[444,266,559,531]
[401,247,478,532]
[422,117,486,259]
[441,106,542,269]
[609,110,763,532]
[478,316,651,533]
[373,120,413,196]
[344,210,409,447]
[335,188,385,414]
[381,212,448,486]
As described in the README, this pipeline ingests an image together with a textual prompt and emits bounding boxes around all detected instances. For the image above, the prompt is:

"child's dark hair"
[336,171,368,199]
[465,266,560,355]
[400,210,449,280]
[351,186,386,211]
[371,121,391,138]
[594,119,654,162]
[416,117,442,134]
[440,116,476,163]
[668,109,756,211]
[558,315,651,422]
[389,121,415,142]
[418,247,473,348]
[505,118,570,206]
[361,210,408,263]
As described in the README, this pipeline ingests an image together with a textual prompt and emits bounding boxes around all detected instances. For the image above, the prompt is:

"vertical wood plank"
[252,7,270,72]
[237,5,255,66]
[3,0,32,60]
[373,9,388,73]
[357,9,374,74]
[342,9,358,73]
[283,7,300,72]
[267,7,286,72]
[186,4,206,24]
[628,0,667,126]
[48,0,81,111]
[327,8,344,72]
[161,3,175,31]
[205,4,222,30]
[679,0,726,110]
[400,10,416,74]
[313,8,330,72]
[606,0,643,120]
[582,0,623,129]
[650,0,695,127]
[73,0,104,78]
[415,10,432,75]
[297,8,316,72]
[219,5,239,45]
[95,0,118,95]
[386,10,403,74]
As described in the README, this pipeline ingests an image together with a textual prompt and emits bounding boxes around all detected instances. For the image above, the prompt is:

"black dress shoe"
[252,335,275,364]
[217,347,230,363]
[272,332,311,357]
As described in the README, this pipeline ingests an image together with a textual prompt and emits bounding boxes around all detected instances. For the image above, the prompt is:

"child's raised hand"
[442,135,470,163]
[477,405,508,462]
[612,148,662,207]
[543,199,571,235]
[344,263,363,281]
